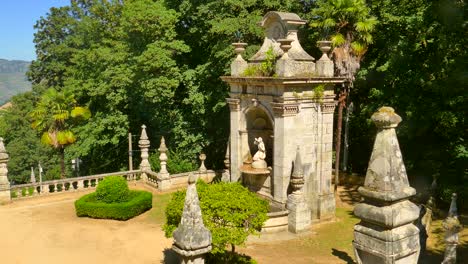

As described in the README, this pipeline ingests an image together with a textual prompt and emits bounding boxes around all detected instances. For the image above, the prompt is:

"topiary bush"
[75,176,152,220]
[164,180,268,256]
[95,176,130,203]
[75,190,152,220]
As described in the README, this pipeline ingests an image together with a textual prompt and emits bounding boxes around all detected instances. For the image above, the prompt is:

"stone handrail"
[9,169,142,199]
[143,169,160,189]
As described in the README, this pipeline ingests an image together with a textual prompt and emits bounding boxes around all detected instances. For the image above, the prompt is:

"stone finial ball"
[188,173,197,184]
[371,106,402,128]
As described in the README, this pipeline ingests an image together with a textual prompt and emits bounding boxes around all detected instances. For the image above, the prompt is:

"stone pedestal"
[231,43,248,77]
[287,148,311,233]
[172,174,212,264]
[353,107,420,264]
[0,138,10,204]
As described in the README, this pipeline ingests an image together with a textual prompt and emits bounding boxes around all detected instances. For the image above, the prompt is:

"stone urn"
[232,42,248,56]
[317,40,332,54]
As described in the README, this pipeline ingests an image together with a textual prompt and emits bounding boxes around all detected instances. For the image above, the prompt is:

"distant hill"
[0,59,32,105]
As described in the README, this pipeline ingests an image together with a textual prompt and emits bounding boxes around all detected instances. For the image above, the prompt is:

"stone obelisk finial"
[138,125,151,182]
[172,174,212,263]
[157,136,171,190]
[287,146,310,233]
[353,107,420,264]
[442,193,462,264]
[0,138,11,204]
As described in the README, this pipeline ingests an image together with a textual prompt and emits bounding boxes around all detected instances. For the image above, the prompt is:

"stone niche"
[222,11,346,223]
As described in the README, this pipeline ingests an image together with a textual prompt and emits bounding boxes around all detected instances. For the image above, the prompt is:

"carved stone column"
[442,193,462,264]
[287,147,311,233]
[173,174,212,264]
[158,136,171,190]
[138,125,151,182]
[353,107,420,264]
[0,138,10,204]
[227,98,241,182]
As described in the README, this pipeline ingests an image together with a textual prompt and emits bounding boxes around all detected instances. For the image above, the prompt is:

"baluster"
[42,184,50,195]
[33,185,38,196]
[53,183,57,193]
[77,180,84,190]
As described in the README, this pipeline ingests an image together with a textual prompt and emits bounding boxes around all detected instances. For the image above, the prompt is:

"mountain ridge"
[0,59,32,105]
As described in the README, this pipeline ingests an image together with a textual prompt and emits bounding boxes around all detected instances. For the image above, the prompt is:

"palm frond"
[331,33,346,46]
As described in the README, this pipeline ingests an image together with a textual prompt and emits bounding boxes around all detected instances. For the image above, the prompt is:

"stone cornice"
[270,102,300,117]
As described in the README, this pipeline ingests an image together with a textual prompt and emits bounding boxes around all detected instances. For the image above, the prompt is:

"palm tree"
[30,88,91,178]
[311,0,377,191]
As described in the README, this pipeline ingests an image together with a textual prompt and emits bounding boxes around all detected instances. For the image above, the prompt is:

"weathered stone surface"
[0,138,10,204]
[173,174,212,264]
[353,107,420,264]
[442,193,462,264]
[231,43,248,77]
[287,147,311,233]
[138,125,151,182]
[223,11,346,228]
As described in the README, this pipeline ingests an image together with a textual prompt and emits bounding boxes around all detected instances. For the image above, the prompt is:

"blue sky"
[0,0,69,61]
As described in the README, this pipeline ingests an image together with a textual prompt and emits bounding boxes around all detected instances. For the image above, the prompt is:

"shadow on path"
[332,248,356,264]
[162,248,179,264]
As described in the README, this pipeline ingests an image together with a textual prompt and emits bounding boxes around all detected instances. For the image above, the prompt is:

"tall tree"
[30,88,91,178]
[310,0,377,191]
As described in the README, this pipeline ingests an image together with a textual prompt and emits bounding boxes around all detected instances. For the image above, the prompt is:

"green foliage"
[310,0,377,77]
[164,181,269,253]
[348,0,467,206]
[95,176,130,203]
[0,92,60,184]
[260,46,277,76]
[242,46,277,77]
[149,148,198,174]
[313,85,325,102]
[206,252,257,264]
[75,190,152,220]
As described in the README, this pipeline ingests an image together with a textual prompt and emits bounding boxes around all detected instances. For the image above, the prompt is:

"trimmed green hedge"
[96,176,130,203]
[75,190,152,220]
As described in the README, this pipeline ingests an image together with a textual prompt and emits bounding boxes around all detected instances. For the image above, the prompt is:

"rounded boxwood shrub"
[95,176,130,203]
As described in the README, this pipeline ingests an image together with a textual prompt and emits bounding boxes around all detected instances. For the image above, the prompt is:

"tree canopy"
[0,0,464,205]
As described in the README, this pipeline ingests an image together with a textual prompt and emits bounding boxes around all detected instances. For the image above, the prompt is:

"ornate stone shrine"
[222,11,346,223]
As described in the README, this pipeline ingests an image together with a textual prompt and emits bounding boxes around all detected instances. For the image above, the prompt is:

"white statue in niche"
[252,137,267,169]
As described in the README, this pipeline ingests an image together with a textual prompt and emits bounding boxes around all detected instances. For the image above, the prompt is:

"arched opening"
[245,106,274,166]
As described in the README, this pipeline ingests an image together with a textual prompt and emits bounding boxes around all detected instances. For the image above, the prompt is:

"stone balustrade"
[9,170,142,200]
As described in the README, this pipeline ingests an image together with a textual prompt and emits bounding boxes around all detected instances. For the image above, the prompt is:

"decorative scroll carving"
[226,98,240,111]
[270,102,300,117]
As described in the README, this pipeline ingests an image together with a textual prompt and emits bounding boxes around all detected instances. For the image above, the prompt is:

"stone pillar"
[442,193,462,264]
[287,147,311,233]
[227,98,241,182]
[316,41,334,77]
[231,43,248,77]
[353,107,420,264]
[158,136,171,191]
[138,125,151,182]
[30,167,36,183]
[173,174,212,264]
[0,138,10,204]
[317,101,336,220]
[276,39,294,77]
